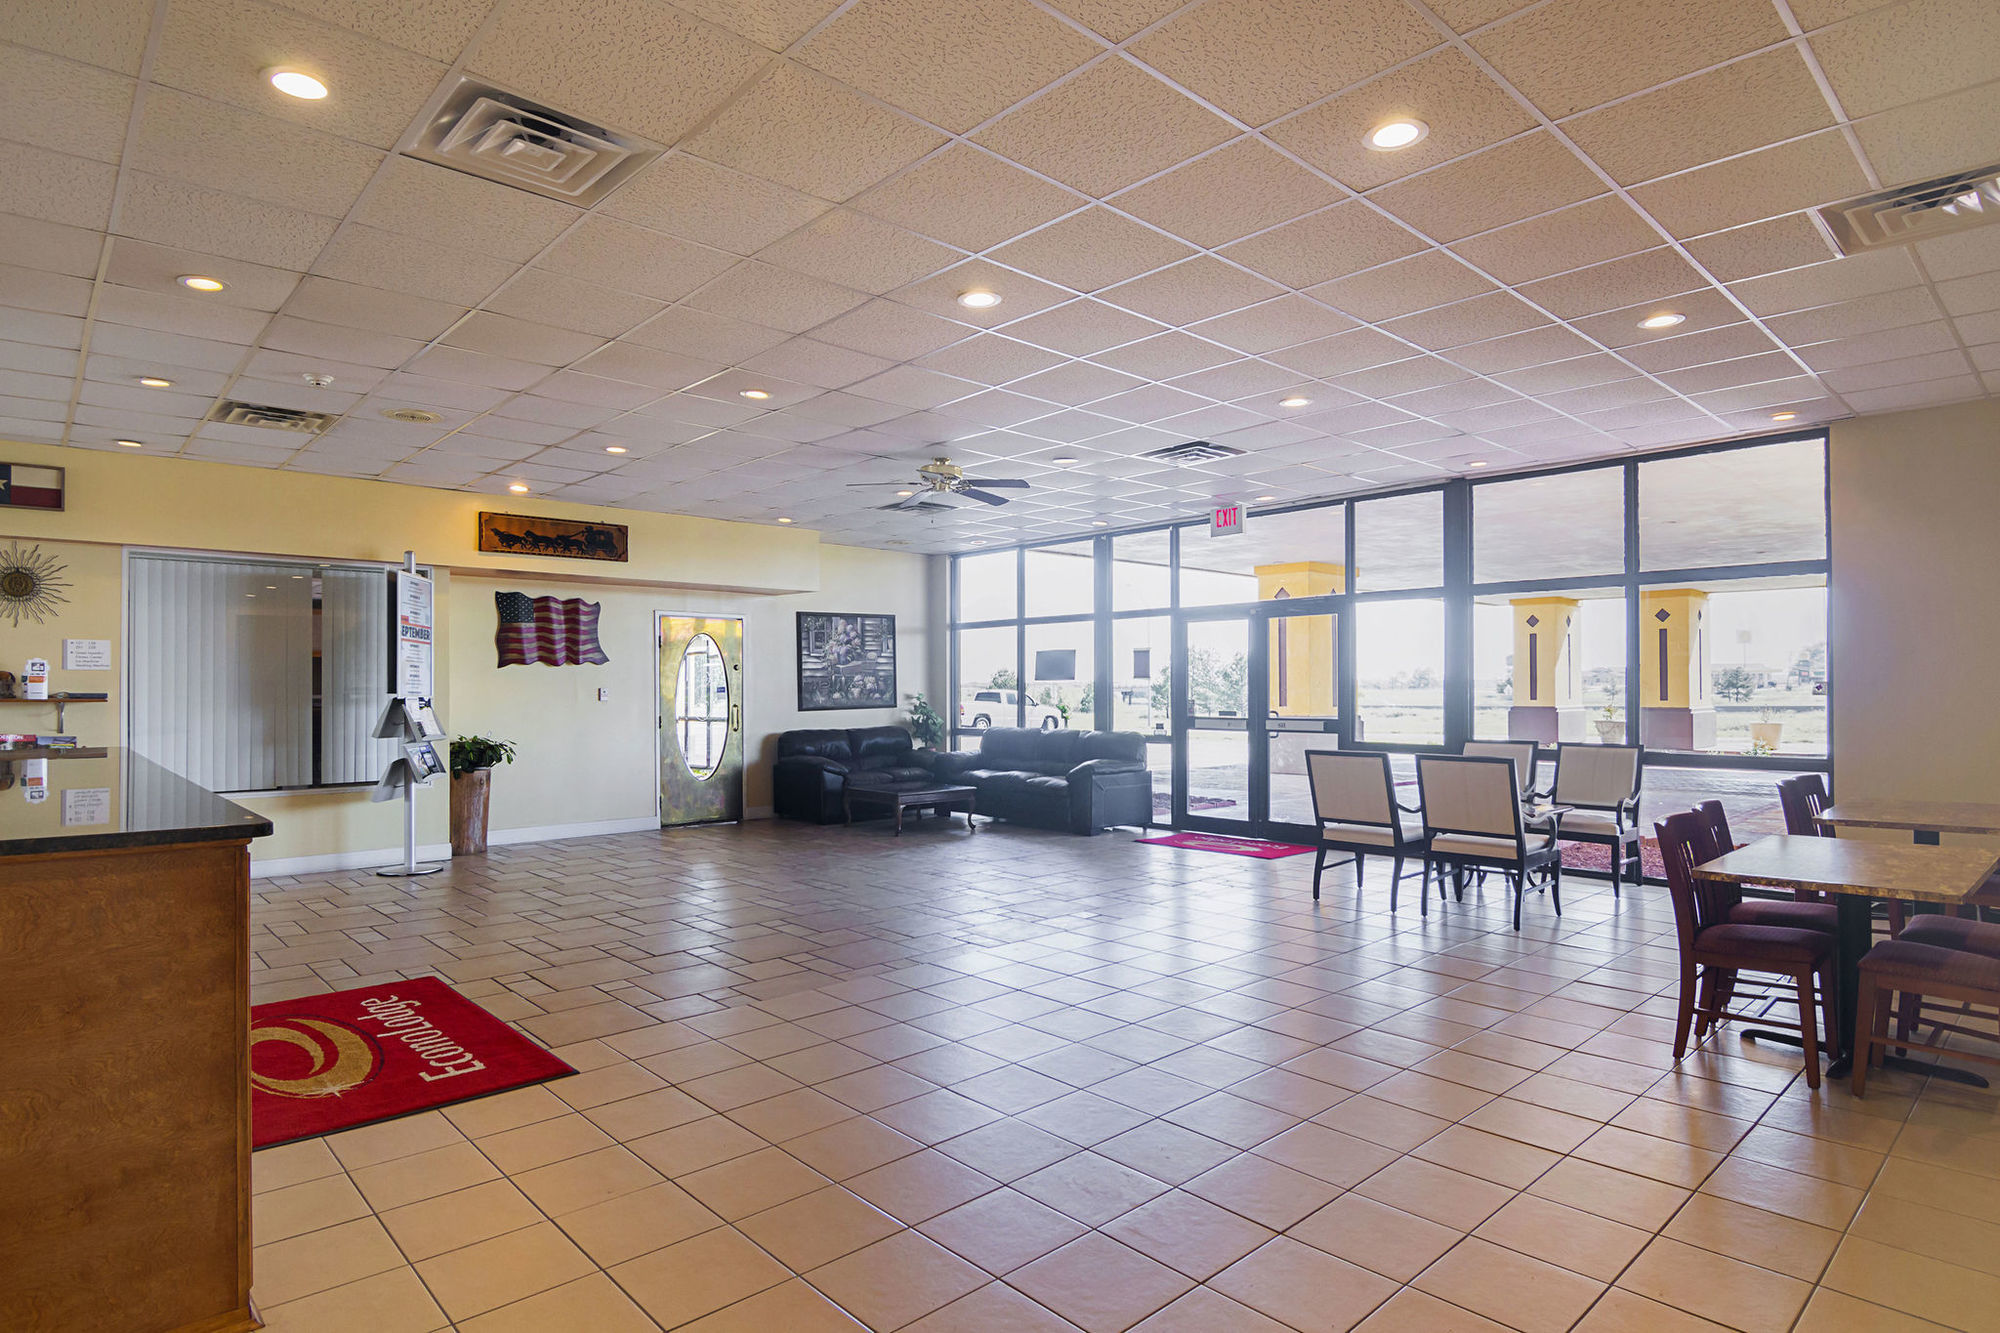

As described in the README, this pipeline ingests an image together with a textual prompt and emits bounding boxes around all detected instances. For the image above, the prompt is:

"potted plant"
[449,735,516,856]
[905,694,945,750]
[1594,704,1623,742]
[1749,708,1784,754]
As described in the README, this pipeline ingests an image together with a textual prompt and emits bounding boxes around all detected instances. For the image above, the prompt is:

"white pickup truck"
[959,689,1065,730]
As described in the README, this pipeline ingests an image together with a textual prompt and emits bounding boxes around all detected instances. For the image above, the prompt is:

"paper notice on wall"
[390,570,434,699]
[62,639,111,670]
[22,758,47,803]
[62,786,109,825]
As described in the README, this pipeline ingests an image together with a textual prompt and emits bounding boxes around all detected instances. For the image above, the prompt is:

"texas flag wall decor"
[495,591,609,667]
[0,463,65,510]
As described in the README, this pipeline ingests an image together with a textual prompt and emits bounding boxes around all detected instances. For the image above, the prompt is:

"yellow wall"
[1828,398,2000,835]
[0,440,938,870]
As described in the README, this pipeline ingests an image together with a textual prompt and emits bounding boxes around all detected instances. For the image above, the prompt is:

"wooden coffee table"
[843,782,978,835]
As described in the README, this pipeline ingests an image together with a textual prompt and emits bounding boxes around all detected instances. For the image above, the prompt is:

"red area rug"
[251,976,574,1149]
[1137,831,1314,859]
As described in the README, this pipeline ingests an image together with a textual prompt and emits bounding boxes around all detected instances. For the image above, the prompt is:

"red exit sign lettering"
[1211,504,1245,537]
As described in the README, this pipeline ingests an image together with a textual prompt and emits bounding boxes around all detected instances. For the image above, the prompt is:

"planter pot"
[1749,721,1784,750]
[451,768,491,857]
[1594,719,1623,741]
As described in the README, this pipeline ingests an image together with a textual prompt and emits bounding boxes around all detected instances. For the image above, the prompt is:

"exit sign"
[1211,504,1246,537]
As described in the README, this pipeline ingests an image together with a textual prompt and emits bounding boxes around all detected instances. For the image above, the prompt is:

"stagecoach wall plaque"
[477,511,630,563]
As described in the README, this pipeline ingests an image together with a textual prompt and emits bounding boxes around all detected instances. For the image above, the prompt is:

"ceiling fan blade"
[961,488,1010,506]
[847,480,913,487]
[968,477,1030,488]
[892,490,934,508]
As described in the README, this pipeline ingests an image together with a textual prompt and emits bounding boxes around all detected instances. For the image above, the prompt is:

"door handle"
[730,703,741,732]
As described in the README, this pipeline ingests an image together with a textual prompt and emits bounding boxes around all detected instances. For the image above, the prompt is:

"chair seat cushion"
[1883,917,2000,962]
[1729,899,1839,933]
[1861,938,2000,989]
[1695,923,1833,966]
[1562,811,1635,839]
[1431,832,1554,861]
[1321,819,1421,848]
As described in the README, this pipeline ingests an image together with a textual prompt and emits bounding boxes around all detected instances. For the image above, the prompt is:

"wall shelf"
[0,692,109,732]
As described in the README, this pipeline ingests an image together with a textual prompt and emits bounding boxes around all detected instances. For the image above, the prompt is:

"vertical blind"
[129,555,397,793]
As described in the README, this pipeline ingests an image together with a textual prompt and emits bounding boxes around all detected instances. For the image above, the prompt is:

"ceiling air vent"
[1820,164,2000,255]
[208,401,337,433]
[1141,440,1245,465]
[403,76,662,207]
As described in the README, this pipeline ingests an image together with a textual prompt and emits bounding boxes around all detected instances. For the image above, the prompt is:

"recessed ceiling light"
[604,445,627,454]
[896,490,914,497]
[177,274,226,292]
[957,290,1003,310]
[137,376,173,388]
[1468,460,1490,468]
[1770,411,1799,421]
[1092,520,1107,527]
[1254,495,1276,502]
[115,439,142,448]
[969,540,986,547]
[382,407,442,424]
[507,482,529,493]
[1278,396,1312,408]
[1050,456,1079,465]
[776,517,794,524]
[740,388,770,400]
[1365,118,1429,151]
[266,68,328,100]
[1638,312,1685,329]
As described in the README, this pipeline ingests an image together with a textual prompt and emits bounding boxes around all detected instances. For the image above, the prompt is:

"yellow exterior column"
[1638,588,1716,749]
[1506,597,1584,742]
[1256,562,1342,718]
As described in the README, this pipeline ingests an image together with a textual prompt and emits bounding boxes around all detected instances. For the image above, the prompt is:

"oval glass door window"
[675,633,729,780]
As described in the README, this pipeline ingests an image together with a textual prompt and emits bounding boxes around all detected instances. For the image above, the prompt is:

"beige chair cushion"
[1307,752,1391,824]
[1418,757,1519,838]
[1432,832,1554,860]
[1463,741,1535,790]
[1561,810,1634,839]
[1321,819,1421,848]
[1554,746,1640,807]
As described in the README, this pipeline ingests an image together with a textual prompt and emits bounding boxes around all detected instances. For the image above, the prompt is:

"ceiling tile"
[1448,195,1660,286]
[936,387,1066,428]
[740,337,897,390]
[893,259,1073,326]
[130,86,382,218]
[798,0,1100,134]
[1841,374,1984,414]
[484,270,665,339]
[845,364,983,409]
[682,367,819,408]
[1810,0,2000,118]
[1219,201,1427,288]
[813,298,972,360]
[1517,247,1707,319]
[1493,352,1633,394]
[1128,0,1442,127]
[1913,227,2000,282]
[1680,214,1838,284]
[0,215,103,279]
[1186,296,1359,355]
[1040,0,1186,42]
[311,222,514,306]
[669,0,842,48]
[624,306,791,362]
[1571,287,1746,347]
[1563,48,1833,188]
[603,154,830,255]
[103,238,301,312]
[410,344,548,391]
[1,142,118,230]
[1764,286,1944,343]
[1113,138,1345,249]
[850,146,1084,252]
[152,0,444,149]
[441,311,605,366]
[1332,354,1471,397]
[1629,130,1870,240]
[1096,330,1243,377]
[1381,290,1547,350]
[974,57,1236,198]
[278,0,495,59]
[1652,350,1799,393]
[1822,347,1973,393]
[1939,271,2000,317]
[288,275,466,341]
[1369,132,1604,244]
[1619,323,1780,373]
[1851,83,2000,186]
[987,207,1196,292]
[1000,299,1168,356]
[1263,326,1410,377]
[1729,247,1922,317]
[117,175,339,273]
[1470,0,1789,119]
[1268,49,1536,192]
[536,369,662,408]
[685,62,947,202]
[1307,250,1495,321]
[1008,361,1149,406]
[0,43,135,163]
[683,260,869,333]
[1172,358,1310,400]
[352,158,579,263]
[757,210,959,295]
[0,0,152,73]
[1100,257,1286,325]
[469,0,766,142]
[918,334,1067,383]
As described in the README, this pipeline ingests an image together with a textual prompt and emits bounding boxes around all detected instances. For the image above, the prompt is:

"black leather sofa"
[930,728,1153,835]
[772,726,934,824]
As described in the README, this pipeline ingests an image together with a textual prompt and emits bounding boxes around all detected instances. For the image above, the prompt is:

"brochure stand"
[374,552,444,877]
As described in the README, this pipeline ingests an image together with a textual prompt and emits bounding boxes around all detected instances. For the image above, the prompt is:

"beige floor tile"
[1354,1157,1514,1231]
[1183,1151,1342,1229]
[1505,1072,1636,1122]
[903,1281,1082,1332]
[1662,1191,1841,1281]
[1793,1287,1960,1332]
[1822,1234,2000,1332]
[444,1085,575,1139]
[1460,1096,1602,1154]
[513,1143,666,1216]
[257,1268,449,1333]
[455,1272,659,1333]
[1291,1192,1461,1283]
[846,1146,1002,1224]
[1698,1155,1865,1230]
[1735,1122,1886,1189]
[1312,1094,1451,1151]
[1473,1193,1649,1282]
[326,1110,464,1171]
[253,1139,345,1194]
[1413,1124,1561,1190]
[1608,1097,1752,1154]
[1250,1121,1398,1188]
[1574,1287,1736,1331]
[1851,1191,2000,1277]
[253,1173,371,1243]
[1015,1150,1167,1226]
[1009,1233,1194,1333]
[1870,1154,2000,1226]
[413,1221,597,1322]
[1211,1235,1398,1333]
[550,1059,668,1110]
[1413,1236,1606,1333]
[611,1224,793,1328]
[1129,1286,1292,1332]
[583,1084,712,1141]
[1573,1124,1724,1189]
[350,1141,502,1211]
[920,1186,1088,1274]
[253,1217,407,1307]
[1096,1120,1238,1184]
[1353,1287,1517,1333]
[476,1112,616,1175]
[1529,1157,1690,1231]
[680,1277,872,1331]
[738,1184,904,1271]
[1619,1235,1812,1333]
[934,1118,1080,1182]
[675,1145,830,1219]
[379,1179,545,1262]
[1101,1188,1275,1280]
[806,1229,989,1331]
[555,1179,722,1266]
[628,1115,767,1176]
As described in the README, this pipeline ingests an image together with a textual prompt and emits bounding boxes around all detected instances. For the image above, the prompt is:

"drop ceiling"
[2,0,1997,554]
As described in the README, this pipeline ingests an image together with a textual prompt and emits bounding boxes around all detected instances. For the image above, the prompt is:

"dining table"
[1817,799,2000,845]
[1694,834,2000,1084]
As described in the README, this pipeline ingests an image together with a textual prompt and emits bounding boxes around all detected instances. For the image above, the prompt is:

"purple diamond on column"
[1524,615,1539,627]
[1655,608,1671,621]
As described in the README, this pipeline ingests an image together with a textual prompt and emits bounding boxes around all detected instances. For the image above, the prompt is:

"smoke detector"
[208,400,337,433]
[1141,440,1246,464]
[1820,163,2000,255]
[382,408,442,424]
[402,76,662,207]
[301,372,335,388]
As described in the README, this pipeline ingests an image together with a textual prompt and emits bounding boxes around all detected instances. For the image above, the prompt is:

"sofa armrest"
[930,752,978,782]
[907,749,940,772]
[1069,759,1153,833]
[1068,758,1146,779]
[775,754,850,776]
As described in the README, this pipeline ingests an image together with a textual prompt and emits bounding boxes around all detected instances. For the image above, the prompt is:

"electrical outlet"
[597,687,609,702]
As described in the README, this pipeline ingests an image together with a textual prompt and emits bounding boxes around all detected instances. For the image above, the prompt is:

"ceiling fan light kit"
[848,457,1033,512]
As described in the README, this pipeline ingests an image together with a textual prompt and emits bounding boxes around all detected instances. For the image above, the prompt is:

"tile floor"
[245,818,2000,1332]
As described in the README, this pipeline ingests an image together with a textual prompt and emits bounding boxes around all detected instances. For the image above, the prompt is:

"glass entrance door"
[1176,601,1341,839]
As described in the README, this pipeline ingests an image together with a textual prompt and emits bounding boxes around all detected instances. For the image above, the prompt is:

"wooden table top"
[1696,835,2000,904]
[1818,800,2000,836]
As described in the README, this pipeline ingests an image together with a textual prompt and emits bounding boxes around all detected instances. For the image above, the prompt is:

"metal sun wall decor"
[0,542,69,626]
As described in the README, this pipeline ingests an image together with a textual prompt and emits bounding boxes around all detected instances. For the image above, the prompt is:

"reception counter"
[0,750,272,1333]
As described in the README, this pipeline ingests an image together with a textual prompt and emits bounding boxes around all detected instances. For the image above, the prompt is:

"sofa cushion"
[852,726,914,761]
[1074,730,1144,763]
[977,727,1047,765]
[780,729,852,761]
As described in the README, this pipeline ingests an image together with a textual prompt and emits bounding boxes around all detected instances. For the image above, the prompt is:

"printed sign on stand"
[389,569,434,699]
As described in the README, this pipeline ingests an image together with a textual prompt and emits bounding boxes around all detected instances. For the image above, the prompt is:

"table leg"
[1822,893,1873,1080]
[1915,829,1941,846]
[843,790,852,825]
[894,802,903,836]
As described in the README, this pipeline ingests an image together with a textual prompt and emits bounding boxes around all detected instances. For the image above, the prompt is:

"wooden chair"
[1657,811,1838,1089]
[1695,800,1837,934]
[1854,940,2000,1096]
[1417,754,1562,931]
[1546,743,1643,896]
[1304,750,1424,908]
[1780,774,1907,935]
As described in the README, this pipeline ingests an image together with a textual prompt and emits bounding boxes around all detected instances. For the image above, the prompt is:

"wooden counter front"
[0,836,260,1333]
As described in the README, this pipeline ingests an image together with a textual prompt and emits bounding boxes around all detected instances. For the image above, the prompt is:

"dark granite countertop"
[0,748,272,854]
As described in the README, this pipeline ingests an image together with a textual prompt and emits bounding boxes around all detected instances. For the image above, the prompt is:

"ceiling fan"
[851,457,1031,510]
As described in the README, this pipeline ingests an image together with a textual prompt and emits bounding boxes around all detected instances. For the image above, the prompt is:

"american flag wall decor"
[495,592,609,668]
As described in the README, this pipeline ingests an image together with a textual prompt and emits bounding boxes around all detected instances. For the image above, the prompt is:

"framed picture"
[797,612,896,711]
[477,511,628,562]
